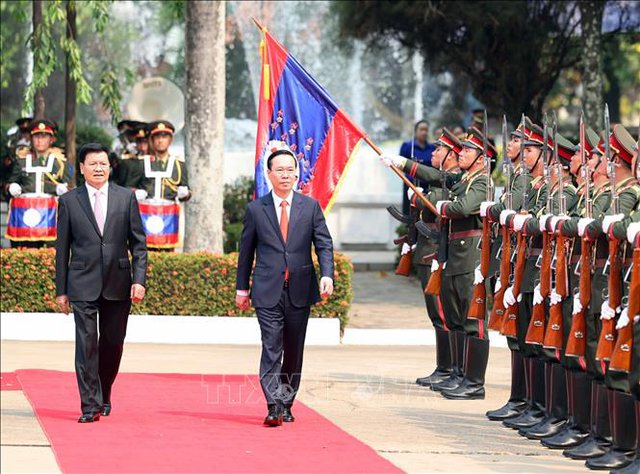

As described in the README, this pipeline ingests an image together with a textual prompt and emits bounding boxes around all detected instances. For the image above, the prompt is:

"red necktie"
[280,201,289,281]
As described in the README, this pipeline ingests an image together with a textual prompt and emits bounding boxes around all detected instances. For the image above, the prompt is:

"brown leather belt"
[594,258,607,269]
[449,229,482,240]
[570,254,581,265]
[529,248,542,257]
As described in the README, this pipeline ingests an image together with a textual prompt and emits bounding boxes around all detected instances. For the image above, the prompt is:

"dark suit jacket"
[55,182,147,302]
[236,191,334,308]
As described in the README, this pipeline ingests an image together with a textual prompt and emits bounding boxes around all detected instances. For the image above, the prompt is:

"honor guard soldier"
[541,123,602,451]
[5,119,69,248]
[409,128,462,388]
[579,124,640,471]
[482,116,534,422]
[138,120,190,202]
[384,126,497,400]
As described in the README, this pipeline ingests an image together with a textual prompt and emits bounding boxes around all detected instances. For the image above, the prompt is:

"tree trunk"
[32,0,45,118]
[184,1,225,252]
[65,0,77,187]
[579,1,605,129]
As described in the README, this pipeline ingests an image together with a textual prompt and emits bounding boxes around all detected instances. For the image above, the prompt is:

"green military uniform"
[407,128,463,388]
[141,121,190,202]
[484,119,534,422]
[580,124,640,470]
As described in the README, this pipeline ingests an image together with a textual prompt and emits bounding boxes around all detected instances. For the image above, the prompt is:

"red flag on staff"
[253,19,365,212]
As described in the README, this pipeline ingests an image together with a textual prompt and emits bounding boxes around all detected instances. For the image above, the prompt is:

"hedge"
[0,249,354,330]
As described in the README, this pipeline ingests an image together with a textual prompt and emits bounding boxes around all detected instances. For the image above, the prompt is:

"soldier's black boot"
[504,358,545,429]
[431,331,465,392]
[542,370,591,449]
[611,399,640,474]
[441,336,489,400]
[586,390,635,470]
[486,349,527,421]
[521,362,568,439]
[564,380,612,459]
[417,328,453,386]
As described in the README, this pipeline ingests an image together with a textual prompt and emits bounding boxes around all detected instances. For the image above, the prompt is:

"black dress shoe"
[519,416,567,440]
[282,407,295,423]
[486,400,527,421]
[101,403,112,417]
[441,378,485,400]
[611,456,640,474]
[263,406,282,427]
[585,448,635,470]
[430,373,463,392]
[563,435,610,460]
[502,407,544,430]
[416,368,452,387]
[541,424,590,449]
[78,413,100,423]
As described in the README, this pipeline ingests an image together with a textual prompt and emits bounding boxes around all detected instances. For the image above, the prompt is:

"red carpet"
[14,370,402,474]
[1,372,21,391]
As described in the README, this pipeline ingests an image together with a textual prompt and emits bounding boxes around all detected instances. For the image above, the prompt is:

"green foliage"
[0,248,354,329]
[223,176,254,253]
[55,123,112,150]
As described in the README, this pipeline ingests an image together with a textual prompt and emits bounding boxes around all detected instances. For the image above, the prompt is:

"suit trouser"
[417,264,446,331]
[72,296,131,414]
[441,272,486,339]
[255,287,310,408]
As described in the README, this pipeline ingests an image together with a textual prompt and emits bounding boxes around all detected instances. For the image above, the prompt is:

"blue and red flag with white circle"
[253,21,365,212]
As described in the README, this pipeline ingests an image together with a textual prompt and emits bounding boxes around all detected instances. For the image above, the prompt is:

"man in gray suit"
[236,141,334,427]
[56,143,147,423]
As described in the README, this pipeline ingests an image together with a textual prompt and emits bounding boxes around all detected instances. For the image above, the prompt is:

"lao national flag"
[138,201,180,249]
[253,21,366,212]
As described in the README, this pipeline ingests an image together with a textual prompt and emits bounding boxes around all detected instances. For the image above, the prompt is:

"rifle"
[527,115,554,345]
[609,247,640,372]
[502,114,540,337]
[544,114,567,350]
[395,182,421,277]
[425,143,451,295]
[489,114,520,331]
[468,110,493,320]
[566,112,593,357]
[596,104,619,361]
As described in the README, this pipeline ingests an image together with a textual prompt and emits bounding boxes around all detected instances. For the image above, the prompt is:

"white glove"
[407,186,423,202]
[572,293,583,315]
[8,182,22,197]
[578,218,595,237]
[430,260,439,272]
[401,242,416,256]
[600,299,616,320]
[480,201,495,218]
[627,222,640,244]
[381,155,406,168]
[616,307,630,330]
[504,285,521,307]
[135,189,148,201]
[533,284,544,305]
[539,214,553,233]
[126,142,138,154]
[494,278,502,293]
[436,200,451,215]
[177,186,190,200]
[549,216,569,234]
[513,214,531,232]
[500,209,516,226]
[55,183,68,196]
[473,265,484,285]
[549,288,563,306]
[602,214,624,233]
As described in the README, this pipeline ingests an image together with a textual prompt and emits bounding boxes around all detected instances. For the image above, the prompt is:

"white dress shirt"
[86,182,109,217]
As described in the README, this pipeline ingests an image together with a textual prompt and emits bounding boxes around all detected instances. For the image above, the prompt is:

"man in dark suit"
[236,141,334,427]
[55,143,147,423]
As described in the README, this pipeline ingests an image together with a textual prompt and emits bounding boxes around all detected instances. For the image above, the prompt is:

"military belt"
[449,229,482,240]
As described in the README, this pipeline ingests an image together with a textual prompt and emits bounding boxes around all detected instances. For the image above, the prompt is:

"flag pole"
[363,135,439,216]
